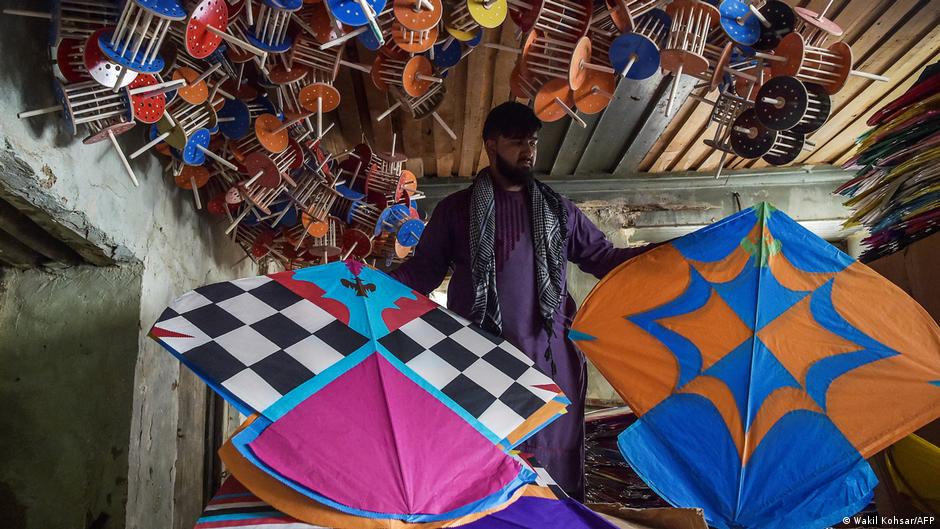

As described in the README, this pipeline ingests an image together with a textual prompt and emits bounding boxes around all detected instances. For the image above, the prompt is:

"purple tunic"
[391,181,653,500]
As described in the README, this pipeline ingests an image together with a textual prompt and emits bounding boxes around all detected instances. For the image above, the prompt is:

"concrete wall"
[0,6,257,529]
[0,265,141,529]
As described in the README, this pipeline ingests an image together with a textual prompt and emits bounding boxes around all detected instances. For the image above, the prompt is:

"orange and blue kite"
[570,203,940,529]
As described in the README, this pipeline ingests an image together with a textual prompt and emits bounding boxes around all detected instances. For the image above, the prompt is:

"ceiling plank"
[549,111,602,176]
[575,72,670,174]
[612,75,699,176]
[458,32,498,177]
[421,116,437,177]
[449,59,471,176]
[643,87,712,172]
[804,6,940,163]
[475,24,519,175]
[332,65,365,147]
[534,118,571,174]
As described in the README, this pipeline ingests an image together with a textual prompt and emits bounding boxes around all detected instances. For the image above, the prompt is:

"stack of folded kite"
[837,63,940,263]
[151,259,623,529]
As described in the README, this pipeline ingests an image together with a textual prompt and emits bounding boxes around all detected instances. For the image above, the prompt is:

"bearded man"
[391,101,657,499]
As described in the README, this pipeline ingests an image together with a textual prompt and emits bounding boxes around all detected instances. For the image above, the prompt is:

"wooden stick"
[196,144,238,170]
[484,43,522,53]
[432,112,457,140]
[130,130,171,158]
[745,4,770,28]
[127,78,186,96]
[416,73,444,83]
[108,129,139,187]
[192,62,223,86]
[190,175,202,209]
[18,104,63,119]
[272,113,313,134]
[849,70,889,82]
[554,97,587,127]
[377,101,403,122]
[200,22,268,57]
[665,65,681,117]
[321,26,368,49]
[619,55,637,78]
[340,60,373,73]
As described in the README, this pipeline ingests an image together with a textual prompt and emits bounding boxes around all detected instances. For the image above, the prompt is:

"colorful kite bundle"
[151,260,636,529]
[837,63,940,263]
[570,203,940,529]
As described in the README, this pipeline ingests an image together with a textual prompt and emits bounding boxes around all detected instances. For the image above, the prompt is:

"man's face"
[487,133,538,186]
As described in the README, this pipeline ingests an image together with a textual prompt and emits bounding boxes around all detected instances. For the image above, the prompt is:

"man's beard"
[493,152,534,186]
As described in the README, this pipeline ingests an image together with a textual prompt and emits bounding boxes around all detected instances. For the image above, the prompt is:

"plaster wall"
[0,265,141,529]
[0,6,257,528]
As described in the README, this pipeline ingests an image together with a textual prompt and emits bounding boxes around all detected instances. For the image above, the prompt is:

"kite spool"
[603,0,663,33]
[568,37,617,90]
[751,0,795,52]
[127,74,173,124]
[267,63,312,116]
[350,201,383,233]
[730,107,811,165]
[365,152,408,197]
[574,69,616,114]
[792,0,842,47]
[157,98,222,165]
[174,0,268,60]
[54,38,91,84]
[534,78,586,127]
[83,28,140,90]
[761,33,888,95]
[755,75,831,133]
[371,54,441,97]
[661,0,719,116]
[289,33,344,79]
[391,0,443,52]
[3,0,120,43]
[353,7,396,50]
[695,90,751,177]
[698,42,758,91]
[392,21,439,53]
[609,7,669,80]
[18,79,140,186]
[589,2,622,36]
[716,0,761,47]
[307,216,342,261]
[509,0,592,41]
[297,182,342,229]
[341,227,374,260]
[18,80,133,135]
[247,0,302,53]
[327,0,389,47]
[99,0,187,81]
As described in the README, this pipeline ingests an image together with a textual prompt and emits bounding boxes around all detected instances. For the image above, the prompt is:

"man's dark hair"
[482,101,542,141]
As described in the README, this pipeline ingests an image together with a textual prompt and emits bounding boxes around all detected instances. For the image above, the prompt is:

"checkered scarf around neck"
[469,169,568,375]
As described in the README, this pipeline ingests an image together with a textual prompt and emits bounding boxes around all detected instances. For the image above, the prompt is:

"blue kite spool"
[181,128,211,165]
[397,219,424,246]
[609,33,660,80]
[719,0,761,46]
[432,39,462,69]
[328,0,388,26]
[218,99,251,139]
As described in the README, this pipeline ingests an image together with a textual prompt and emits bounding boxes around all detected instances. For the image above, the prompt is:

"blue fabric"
[612,204,895,529]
